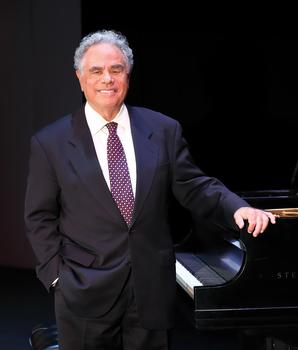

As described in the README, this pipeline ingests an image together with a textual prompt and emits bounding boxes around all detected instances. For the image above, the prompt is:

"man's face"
[76,43,130,120]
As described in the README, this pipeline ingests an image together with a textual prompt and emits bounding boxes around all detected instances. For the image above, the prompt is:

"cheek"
[78,78,87,92]
[82,81,97,95]
[120,81,129,94]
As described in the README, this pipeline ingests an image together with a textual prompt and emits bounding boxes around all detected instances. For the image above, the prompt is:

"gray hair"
[74,29,134,73]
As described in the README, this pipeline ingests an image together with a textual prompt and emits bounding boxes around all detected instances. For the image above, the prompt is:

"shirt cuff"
[51,277,59,287]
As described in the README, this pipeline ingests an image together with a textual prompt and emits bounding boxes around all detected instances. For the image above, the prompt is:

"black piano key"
[176,252,226,286]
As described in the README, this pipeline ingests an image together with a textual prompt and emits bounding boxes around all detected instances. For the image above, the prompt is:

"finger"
[255,215,270,236]
[260,216,270,235]
[247,220,256,235]
[267,212,276,224]
[251,218,262,237]
[234,213,244,229]
[252,213,271,237]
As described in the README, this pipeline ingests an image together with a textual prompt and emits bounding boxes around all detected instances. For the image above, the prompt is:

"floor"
[0,266,55,350]
[1,266,296,350]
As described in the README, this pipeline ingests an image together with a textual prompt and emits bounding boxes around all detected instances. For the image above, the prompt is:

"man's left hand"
[234,207,276,237]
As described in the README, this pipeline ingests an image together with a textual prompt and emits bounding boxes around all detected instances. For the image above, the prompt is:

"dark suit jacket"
[24,105,248,329]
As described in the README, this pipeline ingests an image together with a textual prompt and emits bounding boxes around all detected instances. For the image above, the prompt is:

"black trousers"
[54,271,168,350]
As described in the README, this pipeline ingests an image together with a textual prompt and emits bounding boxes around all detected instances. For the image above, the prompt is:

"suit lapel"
[66,108,123,221]
[129,107,159,225]
[66,106,159,226]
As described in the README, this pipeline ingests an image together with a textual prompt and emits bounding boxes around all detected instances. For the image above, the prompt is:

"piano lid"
[234,160,298,209]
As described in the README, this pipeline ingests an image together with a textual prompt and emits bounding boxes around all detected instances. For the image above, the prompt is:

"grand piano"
[175,161,298,349]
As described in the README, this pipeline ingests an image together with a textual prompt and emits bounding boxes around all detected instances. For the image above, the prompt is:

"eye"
[110,65,125,74]
[89,67,102,75]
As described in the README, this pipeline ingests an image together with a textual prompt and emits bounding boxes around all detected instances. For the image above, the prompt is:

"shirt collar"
[85,102,130,136]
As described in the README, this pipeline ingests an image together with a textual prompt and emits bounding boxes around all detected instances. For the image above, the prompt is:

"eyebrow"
[88,66,102,73]
[88,64,125,73]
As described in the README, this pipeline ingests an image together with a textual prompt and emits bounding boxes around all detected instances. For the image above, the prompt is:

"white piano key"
[175,260,203,299]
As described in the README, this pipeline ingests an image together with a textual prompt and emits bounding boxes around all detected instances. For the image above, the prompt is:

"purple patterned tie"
[106,122,135,225]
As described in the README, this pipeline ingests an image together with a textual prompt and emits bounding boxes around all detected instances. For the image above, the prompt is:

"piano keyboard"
[175,259,202,298]
[176,252,230,298]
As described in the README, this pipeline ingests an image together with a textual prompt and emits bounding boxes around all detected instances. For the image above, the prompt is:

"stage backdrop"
[1,2,297,269]
[0,0,82,269]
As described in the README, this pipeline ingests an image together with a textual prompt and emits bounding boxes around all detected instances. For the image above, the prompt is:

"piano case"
[175,175,298,349]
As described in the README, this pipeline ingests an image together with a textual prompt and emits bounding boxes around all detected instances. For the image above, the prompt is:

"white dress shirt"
[85,102,137,196]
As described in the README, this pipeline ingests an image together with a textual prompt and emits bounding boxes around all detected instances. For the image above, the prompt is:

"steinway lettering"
[276,271,297,280]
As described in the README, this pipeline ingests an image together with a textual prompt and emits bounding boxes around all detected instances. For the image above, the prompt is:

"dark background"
[1,1,297,269]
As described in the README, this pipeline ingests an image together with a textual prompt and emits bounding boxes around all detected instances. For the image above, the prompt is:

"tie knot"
[106,122,118,135]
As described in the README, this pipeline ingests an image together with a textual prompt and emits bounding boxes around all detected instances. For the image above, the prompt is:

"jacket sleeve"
[24,135,62,291]
[170,121,249,229]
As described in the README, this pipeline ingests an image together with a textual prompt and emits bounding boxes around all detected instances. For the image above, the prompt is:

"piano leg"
[240,330,298,350]
[239,330,267,350]
[266,337,291,350]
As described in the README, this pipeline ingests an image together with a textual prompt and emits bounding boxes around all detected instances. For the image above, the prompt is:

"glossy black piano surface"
[175,188,298,331]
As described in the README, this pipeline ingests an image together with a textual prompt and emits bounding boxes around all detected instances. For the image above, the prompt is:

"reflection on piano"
[176,236,243,300]
[175,166,298,348]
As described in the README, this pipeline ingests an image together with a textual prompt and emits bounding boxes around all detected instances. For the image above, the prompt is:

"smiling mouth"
[96,89,117,94]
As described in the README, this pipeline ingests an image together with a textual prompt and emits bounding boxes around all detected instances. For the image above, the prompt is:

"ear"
[76,70,84,91]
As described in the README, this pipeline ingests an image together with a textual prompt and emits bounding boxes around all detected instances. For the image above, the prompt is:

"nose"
[102,71,113,84]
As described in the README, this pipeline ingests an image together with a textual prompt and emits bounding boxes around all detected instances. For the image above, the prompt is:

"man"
[24,30,276,350]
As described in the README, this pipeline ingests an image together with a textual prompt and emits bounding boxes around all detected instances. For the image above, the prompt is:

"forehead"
[82,43,126,68]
